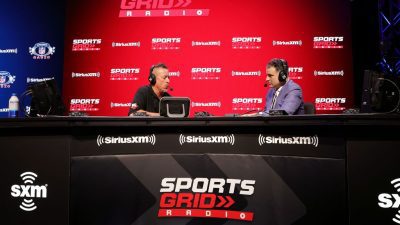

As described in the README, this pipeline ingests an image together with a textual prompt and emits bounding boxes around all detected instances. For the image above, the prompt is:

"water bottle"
[8,93,19,118]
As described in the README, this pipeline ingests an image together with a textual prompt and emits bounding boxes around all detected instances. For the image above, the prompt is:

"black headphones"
[148,65,156,86]
[278,59,289,82]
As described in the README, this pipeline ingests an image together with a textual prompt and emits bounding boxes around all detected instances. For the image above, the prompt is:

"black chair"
[304,102,315,114]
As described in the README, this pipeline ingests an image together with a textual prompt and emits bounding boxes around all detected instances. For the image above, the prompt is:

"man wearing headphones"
[263,58,304,115]
[128,63,171,116]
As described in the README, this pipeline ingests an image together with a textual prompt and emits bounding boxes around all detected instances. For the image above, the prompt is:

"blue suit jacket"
[264,80,304,115]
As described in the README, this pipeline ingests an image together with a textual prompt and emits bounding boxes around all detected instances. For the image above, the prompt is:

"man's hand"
[146,112,160,117]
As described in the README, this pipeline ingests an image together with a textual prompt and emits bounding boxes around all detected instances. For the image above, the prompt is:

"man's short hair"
[267,58,288,73]
[149,63,169,85]
[151,63,168,73]
[267,58,289,82]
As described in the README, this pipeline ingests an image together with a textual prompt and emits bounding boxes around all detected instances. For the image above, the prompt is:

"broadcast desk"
[1,114,399,225]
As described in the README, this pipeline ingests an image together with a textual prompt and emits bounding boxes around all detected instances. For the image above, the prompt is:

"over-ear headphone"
[148,65,156,86]
[278,59,288,82]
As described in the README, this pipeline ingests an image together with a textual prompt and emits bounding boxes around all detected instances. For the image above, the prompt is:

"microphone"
[168,86,174,91]
[264,82,268,87]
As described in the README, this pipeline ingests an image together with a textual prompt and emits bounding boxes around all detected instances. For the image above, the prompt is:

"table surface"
[0,113,399,128]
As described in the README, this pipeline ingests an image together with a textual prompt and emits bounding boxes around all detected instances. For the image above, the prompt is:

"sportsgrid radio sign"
[158,177,255,221]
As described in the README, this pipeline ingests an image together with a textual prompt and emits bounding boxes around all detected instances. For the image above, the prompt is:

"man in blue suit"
[263,58,304,115]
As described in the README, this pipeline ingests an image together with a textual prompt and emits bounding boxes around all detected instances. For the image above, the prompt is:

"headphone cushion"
[149,73,156,85]
[279,71,287,81]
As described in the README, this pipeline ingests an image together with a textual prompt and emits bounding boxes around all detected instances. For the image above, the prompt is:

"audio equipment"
[278,59,288,82]
[148,65,156,86]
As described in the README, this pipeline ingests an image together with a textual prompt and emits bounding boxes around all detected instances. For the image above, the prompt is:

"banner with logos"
[63,0,354,116]
[71,132,345,159]
[70,132,345,224]
[0,1,66,118]
[71,154,346,225]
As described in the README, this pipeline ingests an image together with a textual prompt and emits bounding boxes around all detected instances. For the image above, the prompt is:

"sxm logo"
[378,178,400,224]
[10,172,48,211]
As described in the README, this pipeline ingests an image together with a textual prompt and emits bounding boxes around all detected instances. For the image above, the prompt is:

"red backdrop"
[63,0,354,116]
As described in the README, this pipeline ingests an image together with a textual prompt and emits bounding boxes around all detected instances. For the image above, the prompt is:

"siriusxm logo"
[232,71,261,76]
[191,102,221,108]
[258,134,319,147]
[0,108,9,112]
[179,134,235,145]
[10,172,48,211]
[97,135,156,146]
[72,72,100,78]
[110,102,131,108]
[314,70,344,76]
[0,48,18,54]
[378,178,400,224]
[27,77,54,83]
[272,40,302,46]
[192,41,221,47]
[112,41,141,47]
